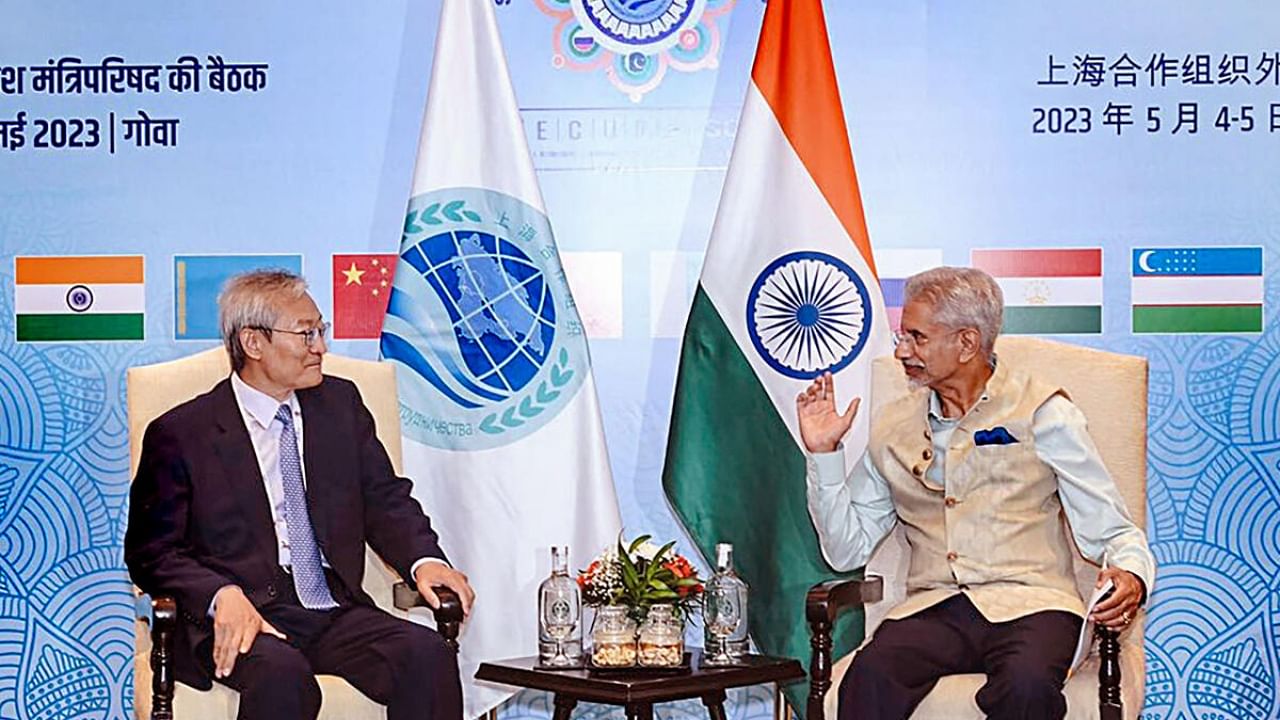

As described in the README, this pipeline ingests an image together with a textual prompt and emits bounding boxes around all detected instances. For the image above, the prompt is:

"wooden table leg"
[701,689,728,720]
[625,702,654,720]
[552,694,578,720]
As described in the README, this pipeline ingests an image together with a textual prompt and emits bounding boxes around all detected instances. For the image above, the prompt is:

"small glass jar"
[590,605,637,667]
[637,604,684,667]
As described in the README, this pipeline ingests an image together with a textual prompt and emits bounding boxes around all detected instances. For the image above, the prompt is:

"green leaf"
[403,211,422,234]
[559,347,569,365]
[628,535,652,554]
[536,383,560,403]
[621,561,639,594]
[519,396,542,418]
[653,540,677,566]
[462,210,481,222]
[673,577,701,587]
[443,200,465,222]
[501,406,524,427]
[648,589,679,600]
[479,415,501,434]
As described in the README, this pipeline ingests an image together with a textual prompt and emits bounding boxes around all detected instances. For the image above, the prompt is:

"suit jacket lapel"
[296,386,331,546]
[210,379,279,564]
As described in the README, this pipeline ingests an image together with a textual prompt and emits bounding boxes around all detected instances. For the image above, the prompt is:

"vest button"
[912,464,924,477]
[945,496,958,508]
[267,584,278,598]
[946,551,958,562]
[923,429,932,441]
[922,448,934,461]
[958,584,970,591]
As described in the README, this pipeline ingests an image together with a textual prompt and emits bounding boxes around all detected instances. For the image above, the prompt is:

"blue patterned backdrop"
[2,1,1280,718]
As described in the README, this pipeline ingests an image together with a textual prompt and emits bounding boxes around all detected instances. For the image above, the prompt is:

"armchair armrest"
[393,581,463,650]
[137,594,177,720]
[805,576,883,720]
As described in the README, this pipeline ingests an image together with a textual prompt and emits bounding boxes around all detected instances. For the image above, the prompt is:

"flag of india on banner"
[662,0,891,710]
[380,0,622,716]
[15,255,145,341]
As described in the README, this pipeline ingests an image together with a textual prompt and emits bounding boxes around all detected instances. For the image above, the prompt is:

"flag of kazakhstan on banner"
[380,0,622,715]
[662,0,893,711]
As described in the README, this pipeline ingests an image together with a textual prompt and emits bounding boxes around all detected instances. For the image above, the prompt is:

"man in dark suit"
[126,269,476,720]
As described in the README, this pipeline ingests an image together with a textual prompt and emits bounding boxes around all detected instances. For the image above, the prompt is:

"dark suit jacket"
[124,374,446,689]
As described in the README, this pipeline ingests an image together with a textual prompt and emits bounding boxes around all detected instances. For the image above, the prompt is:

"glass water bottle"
[703,542,749,664]
[537,545,583,666]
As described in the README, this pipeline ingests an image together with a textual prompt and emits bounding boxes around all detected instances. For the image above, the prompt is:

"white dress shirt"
[805,390,1156,594]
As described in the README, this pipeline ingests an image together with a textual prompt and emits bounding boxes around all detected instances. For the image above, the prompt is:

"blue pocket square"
[974,427,1018,446]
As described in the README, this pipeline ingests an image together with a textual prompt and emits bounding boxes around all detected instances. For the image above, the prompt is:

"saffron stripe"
[750,0,875,276]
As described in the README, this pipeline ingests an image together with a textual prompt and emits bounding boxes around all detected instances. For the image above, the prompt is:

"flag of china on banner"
[332,253,398,339]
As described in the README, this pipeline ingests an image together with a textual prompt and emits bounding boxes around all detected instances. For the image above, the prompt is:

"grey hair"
[902,266,1003,356]
[218,269,309,372]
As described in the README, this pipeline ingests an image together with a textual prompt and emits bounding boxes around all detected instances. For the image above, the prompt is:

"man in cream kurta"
[797,267,1154,720]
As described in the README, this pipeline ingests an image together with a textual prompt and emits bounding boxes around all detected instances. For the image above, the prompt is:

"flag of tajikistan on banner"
[662,0,891,710]
[380,0,622,716]
[971,247,1103,334]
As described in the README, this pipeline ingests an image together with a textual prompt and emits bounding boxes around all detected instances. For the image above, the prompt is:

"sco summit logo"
[572,0,707,55]
[746,251,873,379]
[380,188,588,451]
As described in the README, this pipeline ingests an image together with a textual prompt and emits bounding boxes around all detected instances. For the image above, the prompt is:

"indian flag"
[15,255,145,341]
[1132,246,1264,333]
[662,0,891,711]
[971,248,1102,334]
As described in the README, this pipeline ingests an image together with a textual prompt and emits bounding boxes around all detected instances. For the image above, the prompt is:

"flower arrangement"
[578,534,705,621]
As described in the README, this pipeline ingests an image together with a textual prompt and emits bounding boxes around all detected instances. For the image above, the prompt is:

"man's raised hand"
[796,371,860,454]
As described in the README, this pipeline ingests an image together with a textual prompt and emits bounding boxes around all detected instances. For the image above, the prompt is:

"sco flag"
[379,0,622,715]
[662,0,892,711]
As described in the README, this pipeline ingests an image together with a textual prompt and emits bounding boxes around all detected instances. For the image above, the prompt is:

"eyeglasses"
[253,321,330,347]
[892,328,961,349]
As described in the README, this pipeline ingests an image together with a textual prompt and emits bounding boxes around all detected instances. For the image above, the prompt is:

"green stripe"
[16,313,144,341]
[1133,304,1262,333]
[662,286,864,714]
[1002,305,1101,334]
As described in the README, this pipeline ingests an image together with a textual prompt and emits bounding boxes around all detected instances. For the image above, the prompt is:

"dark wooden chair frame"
[804,576,1123,720]
[139,582,464,720]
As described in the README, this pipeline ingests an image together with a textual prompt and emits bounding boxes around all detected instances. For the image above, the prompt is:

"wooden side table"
[476,652,805,720]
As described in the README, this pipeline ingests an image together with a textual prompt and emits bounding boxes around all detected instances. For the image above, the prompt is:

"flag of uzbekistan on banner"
[1132,246,1264,333]
[662,0,892,709]
[380,0,622,715]
[971,248,1103,334]
[15,255,145,341]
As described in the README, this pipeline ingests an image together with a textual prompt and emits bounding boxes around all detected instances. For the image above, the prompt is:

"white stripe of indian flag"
[15,284,145,314]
